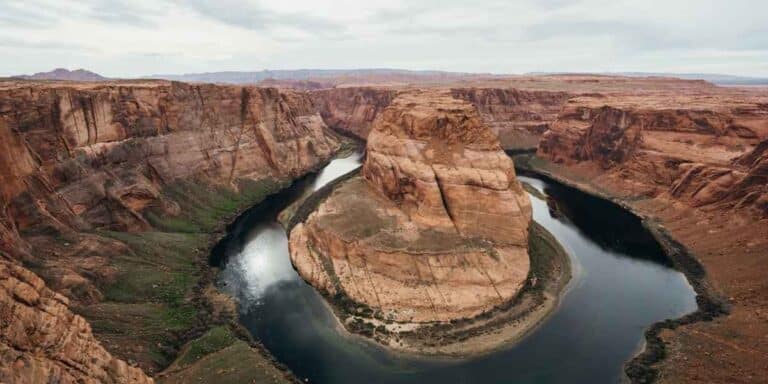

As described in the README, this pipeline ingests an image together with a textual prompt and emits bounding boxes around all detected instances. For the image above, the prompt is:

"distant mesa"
[12,68,108,81]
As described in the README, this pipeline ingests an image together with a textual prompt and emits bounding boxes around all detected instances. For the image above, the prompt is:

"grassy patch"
[86,176,291,371]
[174,326,238,368]
[527,221,569,294]
[146,178,287,233]
[159,341,290,384]
[80,302,196,368]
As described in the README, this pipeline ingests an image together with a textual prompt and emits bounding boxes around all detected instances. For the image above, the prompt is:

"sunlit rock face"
[290,90,532,323]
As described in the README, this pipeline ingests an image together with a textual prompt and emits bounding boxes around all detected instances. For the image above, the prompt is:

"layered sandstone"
[310,87,572,149]
[0,80,340,381]
[0,80,338,296]
[530,88,768,382]
[290,90,531,324]
[310,87,397,140]
[538,93,768,217]
[451,88,571,150]
[0,256,151,383]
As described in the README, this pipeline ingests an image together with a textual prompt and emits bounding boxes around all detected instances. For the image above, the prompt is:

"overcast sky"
[1,0,767,77]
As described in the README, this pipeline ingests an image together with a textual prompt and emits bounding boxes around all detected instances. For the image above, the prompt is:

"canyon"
[0,79,340,382]
[529,87,768,383]
[0,75,766,383]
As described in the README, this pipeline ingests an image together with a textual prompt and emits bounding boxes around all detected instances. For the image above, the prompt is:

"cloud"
[0,0,766,77]
[0,1,59,28]
[0,36,89,51]
[86,1,159,26]
[177,0,345,36]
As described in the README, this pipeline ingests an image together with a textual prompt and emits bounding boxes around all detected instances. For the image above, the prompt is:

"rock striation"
[0,80,338,295]
[538,94,768,217]
[310,87,397,140]
[0,80,340,381]
[290,90,531,324]
[0,256,152,383]
[451,88,571,150]
[310,87,571,149]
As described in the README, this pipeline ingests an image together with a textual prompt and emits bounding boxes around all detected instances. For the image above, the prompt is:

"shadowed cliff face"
[451,88,572,151]
[538,94,768,217]
[310,87,572,150]
[290,90,532,323]
[0,80,341,382]
[310,87,397,140]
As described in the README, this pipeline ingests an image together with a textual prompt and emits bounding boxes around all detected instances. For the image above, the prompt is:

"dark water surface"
[215,153,697,384]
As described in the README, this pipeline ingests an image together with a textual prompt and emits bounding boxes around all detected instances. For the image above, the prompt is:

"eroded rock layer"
[451,88,571,150]
[311,87,397,140]
[0,80,339,294]
[538,94,768,217]
[310,87,572,150]
[0,256,151,384]
[290,90,531,323]
[531,89,768,382]
[0,80,340,381]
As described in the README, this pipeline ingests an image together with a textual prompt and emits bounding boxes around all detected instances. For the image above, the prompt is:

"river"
[214,151,697,383]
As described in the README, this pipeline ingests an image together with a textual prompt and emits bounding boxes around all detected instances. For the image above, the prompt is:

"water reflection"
[219,151,364,307]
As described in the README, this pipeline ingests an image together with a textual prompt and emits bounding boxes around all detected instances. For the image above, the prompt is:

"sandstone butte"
[289,90,533,325]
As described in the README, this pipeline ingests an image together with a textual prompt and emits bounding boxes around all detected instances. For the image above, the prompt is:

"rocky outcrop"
[0,256,151,383]
[0,80,338,292]
[451,88,571,150]
[0,80,340,381]
[538,94,768,217]
[310,87,397,140]
[290,90,531,324]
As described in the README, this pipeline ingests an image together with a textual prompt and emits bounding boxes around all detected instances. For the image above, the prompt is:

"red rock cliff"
[451,88,571,150]
[0,80,340,382]
[310,87,397,140]
[538,94,768,217]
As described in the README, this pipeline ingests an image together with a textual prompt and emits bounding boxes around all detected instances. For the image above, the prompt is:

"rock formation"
[0,79,340,381]
[310,87,571,149]
[532,89,768,382]
[290,90,531,323]
[538,93,768,217]
[0,256,152,383]
[310,87,397,140]
[0,80,338,295]
[451,88,571,150]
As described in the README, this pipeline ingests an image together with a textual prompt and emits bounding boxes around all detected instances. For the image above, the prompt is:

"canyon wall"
[310,87,397,140]
[0,80,340,381]
[310,87,571,149]
[451,88,571,150]
[538,94,768,217]
[290,90,531,323]
[534,90,768,382]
